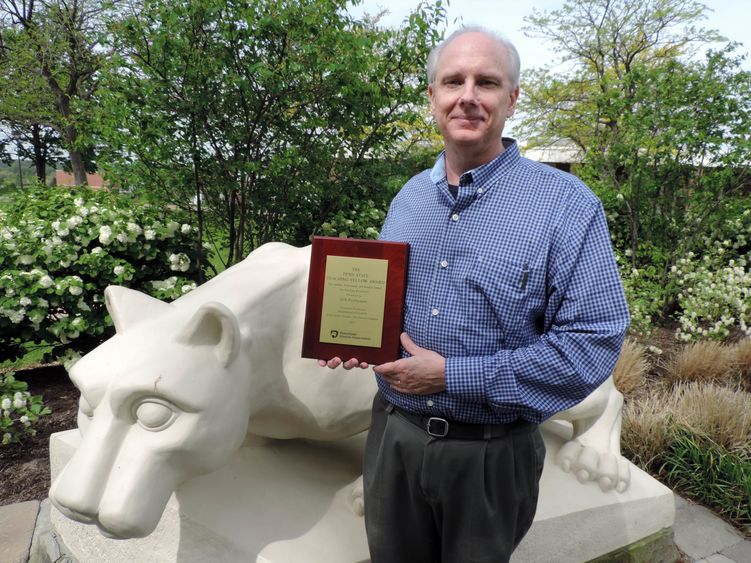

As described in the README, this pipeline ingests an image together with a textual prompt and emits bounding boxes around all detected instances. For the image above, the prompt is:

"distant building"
[521,140,584,173]
[54,170,107,189]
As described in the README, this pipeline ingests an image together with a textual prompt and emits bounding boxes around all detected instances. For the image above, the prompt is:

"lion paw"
[556,441,630,493]
[346,475,365,516]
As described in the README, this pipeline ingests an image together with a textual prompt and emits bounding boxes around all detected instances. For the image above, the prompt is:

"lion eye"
[134,400,177,431]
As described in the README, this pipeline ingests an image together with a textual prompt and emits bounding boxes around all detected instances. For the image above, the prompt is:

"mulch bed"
[0,364,79,506]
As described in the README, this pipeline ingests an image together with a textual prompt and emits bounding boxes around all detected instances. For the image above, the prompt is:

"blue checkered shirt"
[378,139,629,424]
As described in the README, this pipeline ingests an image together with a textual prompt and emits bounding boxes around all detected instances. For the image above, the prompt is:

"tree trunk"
[190,116,205,283]
[66,126,88,186]
[40,63,88,186]
[31,125,47,184]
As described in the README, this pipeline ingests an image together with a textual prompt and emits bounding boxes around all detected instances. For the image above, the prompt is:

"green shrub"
[0,184,207,362]
[616,252,664,337]
[0,371,51,446]
[319,199,386,240]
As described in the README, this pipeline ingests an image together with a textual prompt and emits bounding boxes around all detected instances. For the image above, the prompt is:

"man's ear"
[428,83,436,114]
[508,85,520,117]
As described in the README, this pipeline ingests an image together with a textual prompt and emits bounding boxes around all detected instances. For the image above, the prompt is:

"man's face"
[429,32,519,159]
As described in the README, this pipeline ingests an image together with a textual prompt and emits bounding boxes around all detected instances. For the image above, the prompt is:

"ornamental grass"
[621,392,670,468]
[665,341,736,385]
[667,382,751,452]
[622,381,751,533]
[623,382,751,464]
[734,339,751,390]
[659,426,751,534]
[611,339,649,396]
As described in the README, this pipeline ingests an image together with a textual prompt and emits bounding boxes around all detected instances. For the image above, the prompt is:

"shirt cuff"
[446,351,518,405]
[445,356,486,401]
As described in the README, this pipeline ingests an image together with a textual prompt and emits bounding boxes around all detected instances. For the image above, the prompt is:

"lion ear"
[105,286,172,334]
[176,302,241,367]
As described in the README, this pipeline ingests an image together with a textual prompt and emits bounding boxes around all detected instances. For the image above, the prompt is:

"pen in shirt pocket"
[520,263,529,290]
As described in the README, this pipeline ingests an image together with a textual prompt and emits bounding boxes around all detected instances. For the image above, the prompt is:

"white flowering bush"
[0,185,207,361]
[672,210,751,341]
[0,371,50,445]
[320,200,385,239]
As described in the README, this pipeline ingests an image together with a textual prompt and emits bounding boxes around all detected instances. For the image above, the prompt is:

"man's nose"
[458,81,478,104]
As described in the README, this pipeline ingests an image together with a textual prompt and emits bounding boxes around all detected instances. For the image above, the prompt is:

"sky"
[349,0,751,73]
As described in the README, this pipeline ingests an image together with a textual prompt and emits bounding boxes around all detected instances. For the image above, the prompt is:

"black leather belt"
[388,402,535,440]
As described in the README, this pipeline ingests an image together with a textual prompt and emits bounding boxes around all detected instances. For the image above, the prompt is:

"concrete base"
[50,422,675,563]
[512,422,676,563]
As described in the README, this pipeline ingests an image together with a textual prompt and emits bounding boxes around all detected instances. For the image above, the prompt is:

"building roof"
[521,139,584,164]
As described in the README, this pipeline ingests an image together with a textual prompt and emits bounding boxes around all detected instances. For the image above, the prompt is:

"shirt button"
[477,188,484,194]
[427,400,434,407]
[451,213,460,222]
[431,308,439,316]
[440,260,448,268]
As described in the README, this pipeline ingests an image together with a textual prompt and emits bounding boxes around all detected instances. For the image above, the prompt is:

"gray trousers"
[363,393,545,563]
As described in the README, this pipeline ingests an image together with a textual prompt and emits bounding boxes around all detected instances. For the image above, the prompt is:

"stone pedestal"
[50,430,370,562]
[50,423,675,563]
[512,421,675,563]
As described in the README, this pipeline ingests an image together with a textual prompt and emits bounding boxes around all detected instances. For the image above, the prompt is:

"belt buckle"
[427,417,449,438]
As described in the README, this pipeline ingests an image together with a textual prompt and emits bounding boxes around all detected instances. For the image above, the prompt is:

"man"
[321,26,629,562]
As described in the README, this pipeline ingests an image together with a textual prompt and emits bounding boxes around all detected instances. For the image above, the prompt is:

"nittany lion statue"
[49,242,630,540]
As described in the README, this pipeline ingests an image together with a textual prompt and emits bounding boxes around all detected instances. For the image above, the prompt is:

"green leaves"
[520,1,751,335]
[0,185,206,362]
[0,0,105,184]
[0,371,51,446]
[96,0,447,264]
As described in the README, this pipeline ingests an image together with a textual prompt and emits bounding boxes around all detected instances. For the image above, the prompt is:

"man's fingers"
[373,360,398,377]
[326,357,342,369]
[400,332,419,353]
[319,357,370,370]
[343,358,363,369]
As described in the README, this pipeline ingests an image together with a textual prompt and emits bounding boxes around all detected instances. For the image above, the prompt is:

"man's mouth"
[452,115,483,124]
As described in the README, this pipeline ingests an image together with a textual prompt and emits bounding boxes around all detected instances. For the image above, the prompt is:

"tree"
[0,21,61,183]
[2,125,65,184]
[520,0,723,153]
[96,0,446,269]
[0,0,106,185]
[518,0,751,309]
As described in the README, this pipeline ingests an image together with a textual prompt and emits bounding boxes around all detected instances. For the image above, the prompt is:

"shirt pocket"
[466,256,545,348]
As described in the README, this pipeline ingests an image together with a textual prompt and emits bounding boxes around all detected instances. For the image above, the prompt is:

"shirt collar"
[430,138,520,186]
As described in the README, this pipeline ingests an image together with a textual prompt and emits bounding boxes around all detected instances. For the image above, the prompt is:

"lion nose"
[49,407,127,519]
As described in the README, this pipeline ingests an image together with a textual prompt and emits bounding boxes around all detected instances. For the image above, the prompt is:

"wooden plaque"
[302,236,409,365]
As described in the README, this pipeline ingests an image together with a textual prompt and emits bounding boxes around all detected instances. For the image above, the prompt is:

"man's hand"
[374,333,446,395]
[318,357,369,370]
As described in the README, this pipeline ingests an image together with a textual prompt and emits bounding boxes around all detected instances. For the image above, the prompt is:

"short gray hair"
[427,26,521,89]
